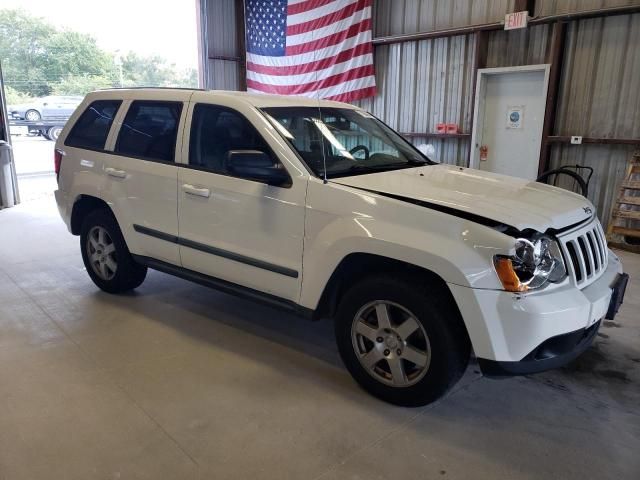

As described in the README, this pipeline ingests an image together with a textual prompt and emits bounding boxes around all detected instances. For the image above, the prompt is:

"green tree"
[0,8,198,97]
[52,74,113,96]
[0,9,55,96]
[120,52,197,88]
[44,30,114,81]
[4,85,33,106]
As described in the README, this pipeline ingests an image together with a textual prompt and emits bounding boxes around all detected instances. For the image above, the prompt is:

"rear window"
[65,100,121,150]
[115,101,182,162]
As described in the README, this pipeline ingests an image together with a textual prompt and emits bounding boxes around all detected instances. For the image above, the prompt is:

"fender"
[298,179,515,310]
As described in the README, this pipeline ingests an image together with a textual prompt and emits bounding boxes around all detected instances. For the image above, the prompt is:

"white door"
[471,66,549,180]
[177,101,307,302]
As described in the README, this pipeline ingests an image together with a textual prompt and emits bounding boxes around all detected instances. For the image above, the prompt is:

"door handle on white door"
[182,184,210,198]
[105,167,127,178]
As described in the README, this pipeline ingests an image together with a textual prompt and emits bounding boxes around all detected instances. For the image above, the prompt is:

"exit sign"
[505,11,528,30]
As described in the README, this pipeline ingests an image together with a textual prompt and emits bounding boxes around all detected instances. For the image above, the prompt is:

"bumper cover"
[54,189,72,232]
[478,320,600,376]
[449,250,624,364]
[476,268,627,376]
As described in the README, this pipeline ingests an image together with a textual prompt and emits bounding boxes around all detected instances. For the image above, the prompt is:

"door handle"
[182,184,210,198]
[105,167,127,178]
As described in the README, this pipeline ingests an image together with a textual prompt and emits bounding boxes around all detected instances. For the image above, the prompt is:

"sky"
[1,0,200,69]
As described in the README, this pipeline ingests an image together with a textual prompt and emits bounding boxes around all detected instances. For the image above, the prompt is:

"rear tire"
[47,126,62,141]
[335,275,470,407]
[80,209,147,293]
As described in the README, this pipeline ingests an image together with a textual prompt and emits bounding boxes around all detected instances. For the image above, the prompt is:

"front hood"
[332,165,594,232]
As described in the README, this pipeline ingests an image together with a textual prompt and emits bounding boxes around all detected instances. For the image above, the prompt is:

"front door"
[471,66,549,180]
[177,102,306,302]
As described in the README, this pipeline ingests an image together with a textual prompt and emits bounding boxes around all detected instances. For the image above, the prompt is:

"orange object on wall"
[479,145,488,161]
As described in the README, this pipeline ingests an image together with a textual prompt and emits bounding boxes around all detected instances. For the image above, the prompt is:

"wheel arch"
[70,195,113,235]
[314,253,470,343]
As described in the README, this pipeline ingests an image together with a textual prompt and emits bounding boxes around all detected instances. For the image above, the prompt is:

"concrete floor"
[0,197,639,480]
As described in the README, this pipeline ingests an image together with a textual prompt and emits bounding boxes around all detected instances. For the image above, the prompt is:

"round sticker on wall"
[506,106,524,129]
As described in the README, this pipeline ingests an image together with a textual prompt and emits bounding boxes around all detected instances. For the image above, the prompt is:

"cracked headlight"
[493,235,567,292]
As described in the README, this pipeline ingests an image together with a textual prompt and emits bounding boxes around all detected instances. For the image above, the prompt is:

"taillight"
[54,149,63,182]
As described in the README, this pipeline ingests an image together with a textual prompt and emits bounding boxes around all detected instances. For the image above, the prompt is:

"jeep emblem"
[583,206,593,215]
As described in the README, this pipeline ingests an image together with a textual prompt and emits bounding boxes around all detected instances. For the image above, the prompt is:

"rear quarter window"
[65,100,122,150]
[115,101,182,162]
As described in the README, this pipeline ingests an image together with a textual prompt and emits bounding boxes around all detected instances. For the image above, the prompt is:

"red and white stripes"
[246,0,376,102]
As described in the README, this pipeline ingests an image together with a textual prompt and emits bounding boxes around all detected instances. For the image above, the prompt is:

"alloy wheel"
[25,110,41,121]
[86,226,117,280]
[351,300,431,387]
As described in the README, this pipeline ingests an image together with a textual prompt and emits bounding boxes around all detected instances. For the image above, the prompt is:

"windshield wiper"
[406,158,428,165]
[332,161,423,177]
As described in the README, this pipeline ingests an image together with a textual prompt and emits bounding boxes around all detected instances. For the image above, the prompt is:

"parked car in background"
[8,95,83,121]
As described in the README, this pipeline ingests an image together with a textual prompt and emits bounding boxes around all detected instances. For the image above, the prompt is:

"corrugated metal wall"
[535,0,640,16]
[354,36,476,165]
[549,13,640,225]
[373,0,514,36]
[484,12,640,224]
[202,0,241,90]
[362,2,640,225]
[201,0,640,226]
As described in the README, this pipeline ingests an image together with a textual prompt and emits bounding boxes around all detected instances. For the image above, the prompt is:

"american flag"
[245,0,376,103]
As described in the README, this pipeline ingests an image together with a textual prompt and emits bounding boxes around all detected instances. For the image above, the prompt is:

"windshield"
[261,107,434,179]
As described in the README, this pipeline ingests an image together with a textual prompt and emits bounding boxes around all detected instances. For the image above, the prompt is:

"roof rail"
[98,87,206,91]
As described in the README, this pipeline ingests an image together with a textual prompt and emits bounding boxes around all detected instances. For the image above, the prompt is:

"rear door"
[176,98,307,301]
[103,96,188,265]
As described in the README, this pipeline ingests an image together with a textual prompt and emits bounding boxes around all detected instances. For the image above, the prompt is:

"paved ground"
[9,135,57,203]
[10,134,54,176]
[0,197,638,480]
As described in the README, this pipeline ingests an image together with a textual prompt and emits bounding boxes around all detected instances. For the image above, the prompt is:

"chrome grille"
[559,219,608,288]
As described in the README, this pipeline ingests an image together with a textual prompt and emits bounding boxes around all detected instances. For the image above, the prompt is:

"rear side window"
[65,100,121,150]
[115,101,182,162]
[189,104,274,174]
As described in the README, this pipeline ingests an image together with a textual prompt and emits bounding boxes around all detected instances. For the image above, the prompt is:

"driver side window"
[188,104,276,176]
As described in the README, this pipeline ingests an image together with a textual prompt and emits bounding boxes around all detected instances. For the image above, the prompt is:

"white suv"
[54,88,628,406]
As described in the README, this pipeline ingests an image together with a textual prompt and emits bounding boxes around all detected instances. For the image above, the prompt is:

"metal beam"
[513,0,536,15]
[373,21,501,46]
[467,30,488,166]
[235,0,247,91]
[208,55,244,62]
[546,136,640,146]
[538,21,567,176]
[400,132,471,139]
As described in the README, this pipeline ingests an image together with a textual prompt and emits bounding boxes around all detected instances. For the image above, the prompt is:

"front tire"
[24,109,41,121]
[335,275,470,407]
[80,209,147,293]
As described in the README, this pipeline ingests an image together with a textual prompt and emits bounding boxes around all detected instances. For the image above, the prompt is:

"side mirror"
[225,150,291,187]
